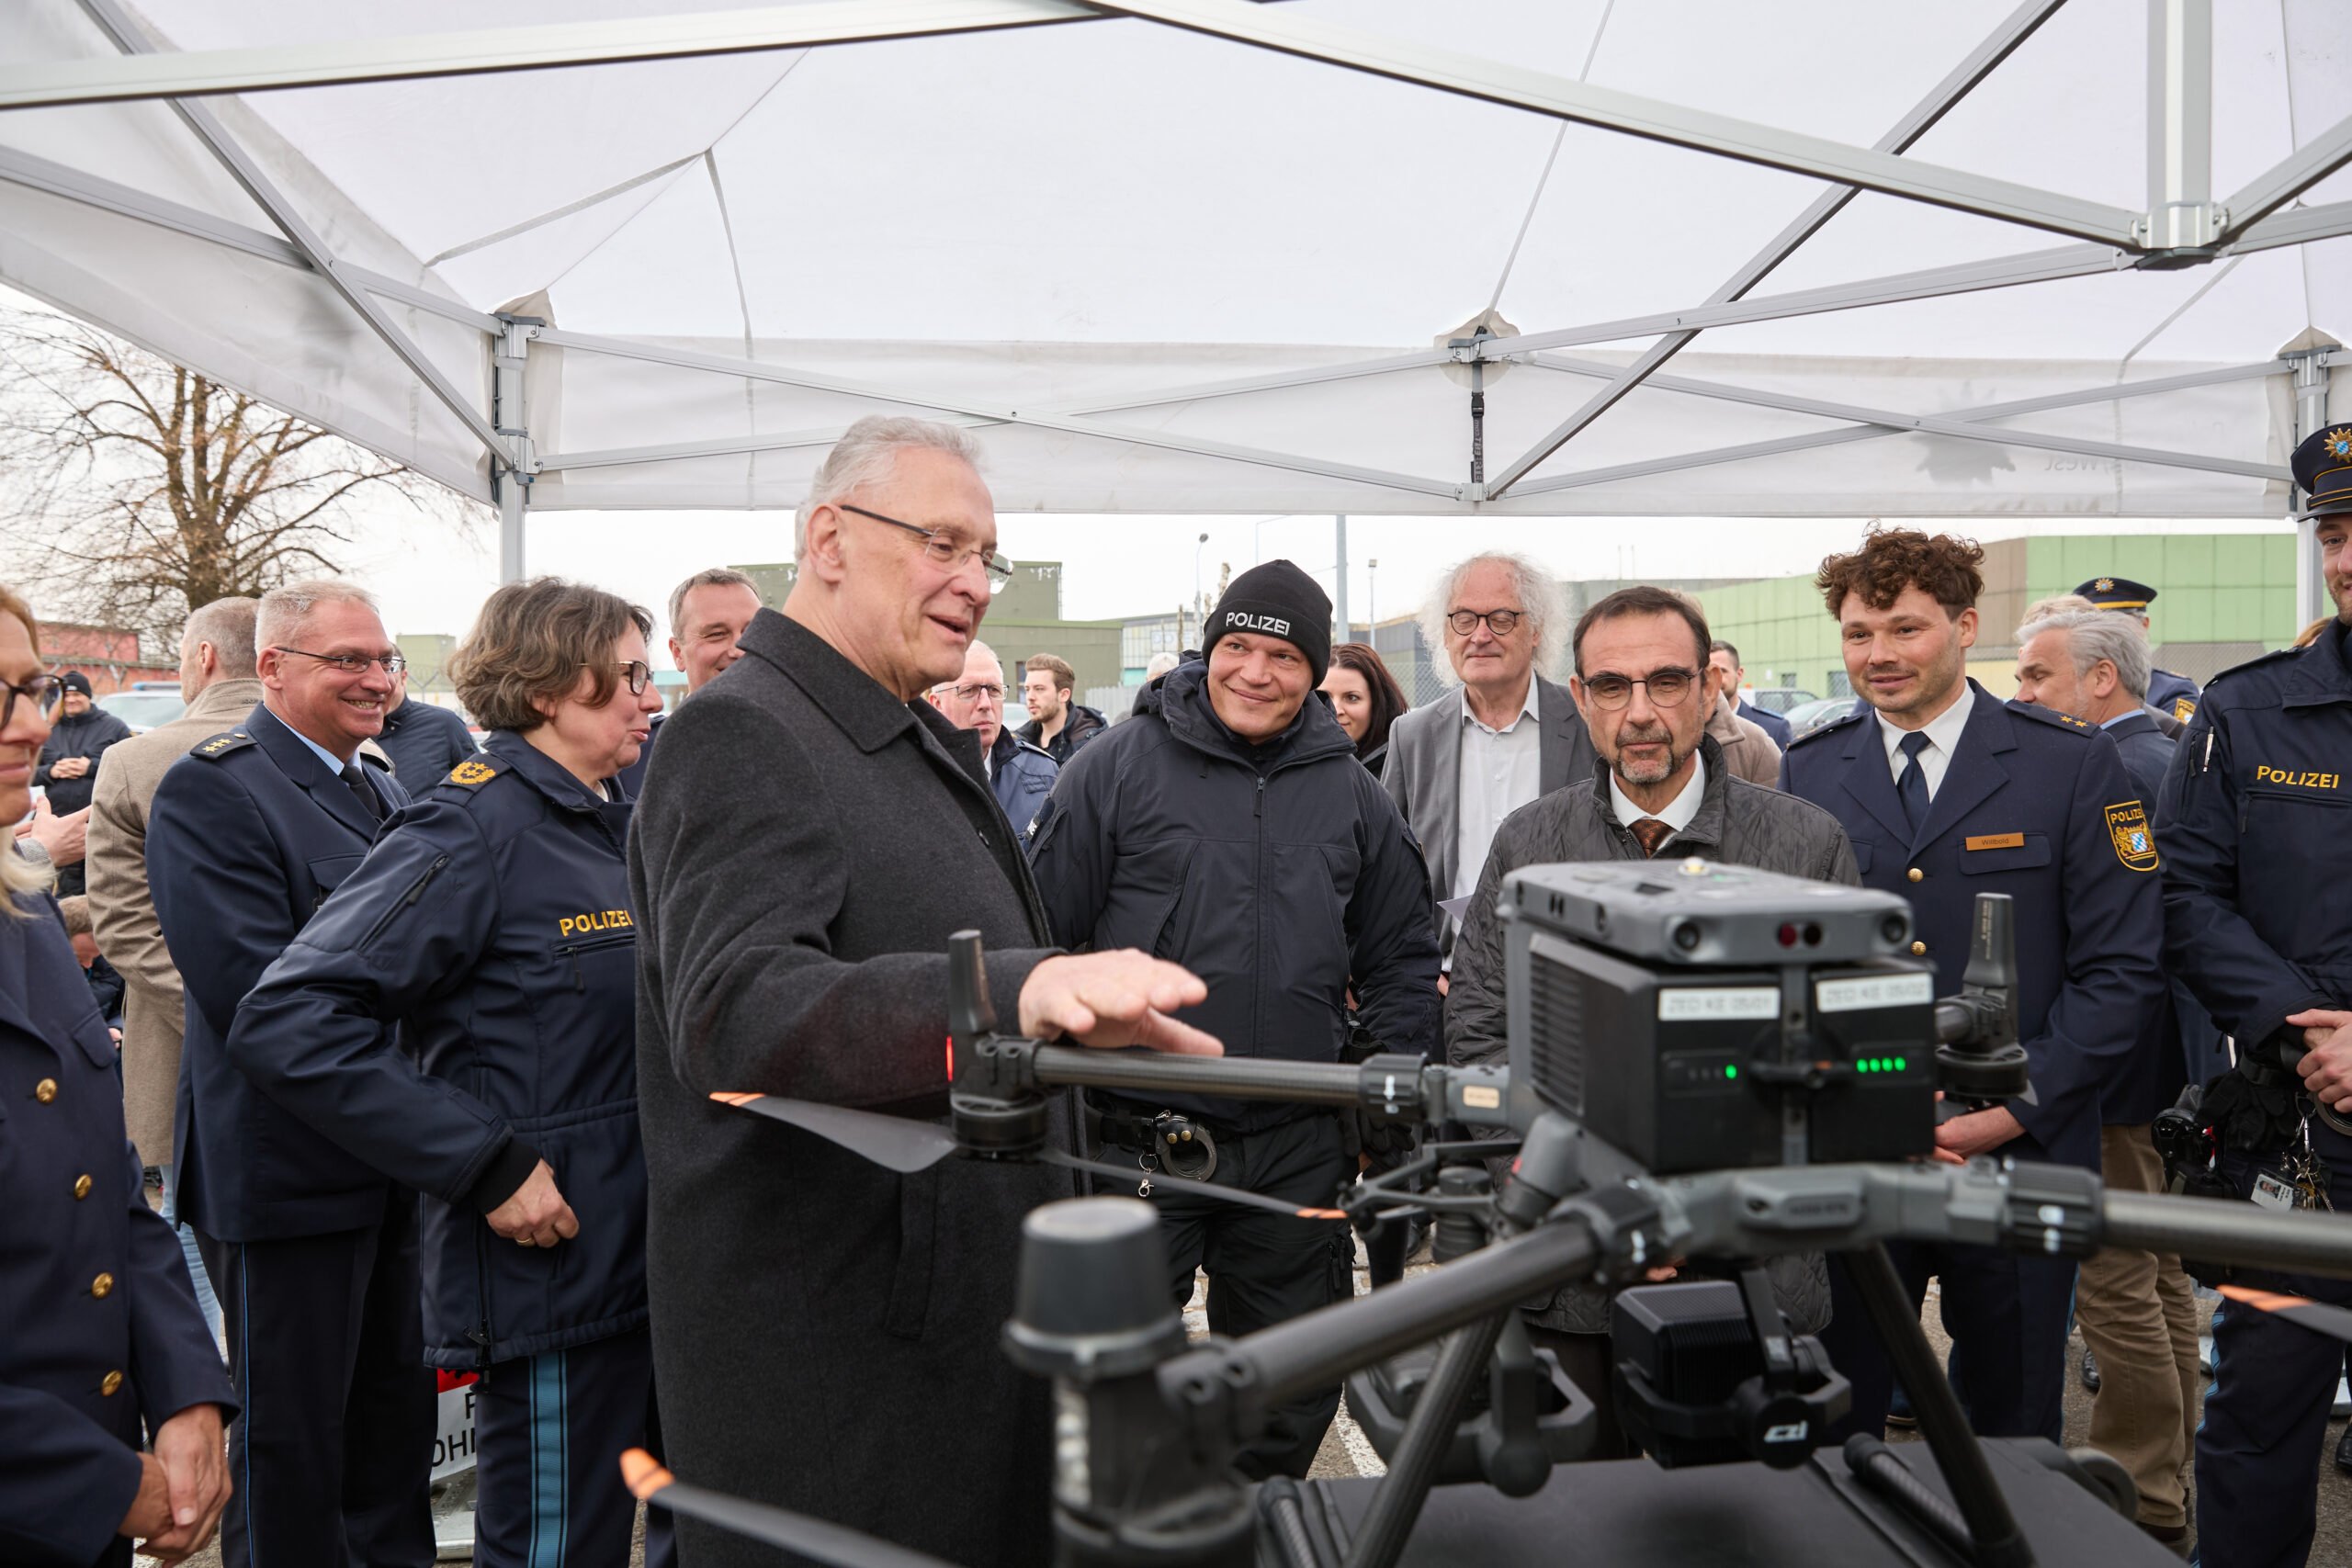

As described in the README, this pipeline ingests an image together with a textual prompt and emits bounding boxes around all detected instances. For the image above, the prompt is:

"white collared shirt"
[1878,682,1978,803]
[1609,752,1707,850]
[1453,680,1544,903]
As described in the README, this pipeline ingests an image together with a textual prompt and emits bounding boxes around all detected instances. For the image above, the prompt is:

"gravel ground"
[175,1257,2352,1565]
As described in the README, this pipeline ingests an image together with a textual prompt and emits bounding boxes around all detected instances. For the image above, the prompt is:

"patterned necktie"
[340,761,384,824]
[1628,817,1674,858]
[1895,731,1933,836]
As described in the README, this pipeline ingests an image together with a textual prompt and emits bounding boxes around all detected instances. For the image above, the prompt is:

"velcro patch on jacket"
[2104,801,2159,872]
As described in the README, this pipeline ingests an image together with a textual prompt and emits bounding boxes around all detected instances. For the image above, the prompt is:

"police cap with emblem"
[2292,423,2352,520]
[1203,558,1332,683]
[2073,575,2159,613]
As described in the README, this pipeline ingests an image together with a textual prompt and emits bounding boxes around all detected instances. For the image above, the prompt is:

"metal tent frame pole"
[2290,345,2341,630]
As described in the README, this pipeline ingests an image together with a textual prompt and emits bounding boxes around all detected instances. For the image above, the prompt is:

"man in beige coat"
[87,595,262,1340]
[1707,687,1785,786]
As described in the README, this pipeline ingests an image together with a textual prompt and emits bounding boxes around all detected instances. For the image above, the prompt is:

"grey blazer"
[1381,672,1597,921]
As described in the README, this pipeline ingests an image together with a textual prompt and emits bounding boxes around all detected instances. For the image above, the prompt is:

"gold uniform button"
[100,1371,123,1396]
[1910,941,1928,956]
[73,1174,93,1200]
[1906,867,1924,883]
[34,1077,58,1103]
[91,1272,115,1299]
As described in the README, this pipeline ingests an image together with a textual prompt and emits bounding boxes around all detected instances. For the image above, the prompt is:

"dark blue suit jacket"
[1738,698,1793,750]
[146,703,409,1241]
[0,889,233,1565]
[1781,682,2165,1169]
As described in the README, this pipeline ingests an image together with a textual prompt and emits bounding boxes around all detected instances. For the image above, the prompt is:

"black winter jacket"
[36,705,133,816]
[1019,702,1105,765]
[1029,663,1441,1130]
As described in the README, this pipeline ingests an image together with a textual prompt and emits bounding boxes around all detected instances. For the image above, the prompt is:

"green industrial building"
[1694,531,2302,704]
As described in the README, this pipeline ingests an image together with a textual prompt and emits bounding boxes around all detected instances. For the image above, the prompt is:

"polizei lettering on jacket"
[2253,765,2341,791]
[1227,613,1292,637]
[558,909,635,938]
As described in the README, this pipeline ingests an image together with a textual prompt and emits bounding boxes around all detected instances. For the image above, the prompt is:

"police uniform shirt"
[1876,682,1976,800]
[1606,750,1708,850]
[1454,682,1543,903]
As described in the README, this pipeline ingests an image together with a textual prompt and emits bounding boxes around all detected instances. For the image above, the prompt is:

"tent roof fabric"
[3,0,2346,517]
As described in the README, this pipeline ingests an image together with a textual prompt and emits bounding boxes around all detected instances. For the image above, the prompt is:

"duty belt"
[1085,1095,1227,1182]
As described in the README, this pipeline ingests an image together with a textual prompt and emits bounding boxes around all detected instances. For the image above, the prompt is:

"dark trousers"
[194,1206,435,1568]
[1148,1112,1354,1479]
[1819,1241,2075,1445]
[474,1325,675,1568]
[2197,1148,2352,1568]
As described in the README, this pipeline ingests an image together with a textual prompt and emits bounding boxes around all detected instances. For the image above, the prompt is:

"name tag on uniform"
[1963,832,2025,852]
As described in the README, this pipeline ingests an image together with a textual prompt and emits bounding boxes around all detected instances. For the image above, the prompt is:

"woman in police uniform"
[231,579,668,1568]
[0,583,234,1567]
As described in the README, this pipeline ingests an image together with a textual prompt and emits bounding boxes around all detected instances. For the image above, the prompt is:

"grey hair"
[1417,552,1570,686]
[666,568,757,638]
[2017,607,2151,702]
[1144,650,1181,682]
[2019,592,2098,625]
[255,580,378,651]
[182,596,259,680]
[796,416,986,558]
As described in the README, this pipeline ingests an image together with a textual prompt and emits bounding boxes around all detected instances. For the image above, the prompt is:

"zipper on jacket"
[556,930,636,992]
[359,854,450,951]
[469,1064,494,1368]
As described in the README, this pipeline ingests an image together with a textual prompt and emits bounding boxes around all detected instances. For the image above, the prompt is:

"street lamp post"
[1368,558,1379,630]
[1193,532,1210,645]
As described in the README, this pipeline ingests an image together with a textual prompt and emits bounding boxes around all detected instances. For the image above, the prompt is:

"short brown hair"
[447,578,653,732]
[56,894,93,938]
[1815,528,1984,618]
[1572,586,1710,674]
[1023,653,1076,696]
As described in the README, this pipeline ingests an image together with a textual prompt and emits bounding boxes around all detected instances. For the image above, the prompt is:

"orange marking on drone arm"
[2221,1284,2313,1311]
[620,1449,675,1500]
[709,1092,764,1107]
[1300,1208,1350,1220]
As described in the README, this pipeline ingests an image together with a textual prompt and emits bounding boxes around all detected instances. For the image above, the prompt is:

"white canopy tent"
[3,0,2346,615]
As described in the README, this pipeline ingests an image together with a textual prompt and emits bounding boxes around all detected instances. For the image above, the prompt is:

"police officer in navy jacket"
[2164,424,2352,1568]
[1781,529,2163,1447]
[0,582,235,1568]
[233,580,671,1568]
[144,581,431,1568]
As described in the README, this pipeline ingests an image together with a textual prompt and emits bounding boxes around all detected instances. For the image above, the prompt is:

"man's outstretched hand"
[1020,952,1223,1056]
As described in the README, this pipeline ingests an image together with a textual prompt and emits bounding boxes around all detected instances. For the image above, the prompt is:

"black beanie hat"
[1204,559,1332,683]
[60,670,94,697]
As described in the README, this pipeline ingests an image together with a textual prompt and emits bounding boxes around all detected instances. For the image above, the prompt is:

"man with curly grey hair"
[1383,552,1594,959]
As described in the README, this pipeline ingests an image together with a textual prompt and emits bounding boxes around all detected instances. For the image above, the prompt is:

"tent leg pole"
[2291,344,2337,629]
[1333,514,1349,642]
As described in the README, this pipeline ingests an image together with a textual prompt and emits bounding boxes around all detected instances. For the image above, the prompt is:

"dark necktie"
[1895,731,1933,837]
[1627,817,1674,858]
[340,761,384,824]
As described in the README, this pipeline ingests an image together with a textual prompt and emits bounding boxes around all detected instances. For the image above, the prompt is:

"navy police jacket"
[0,890,233,1566]
[1781,682,2165,1170]
[147,704,409,1241]
[988,727,1057,847]
[233,731,647,1367]
[1028,663,1441,1131]
[2159,621,2352,1164]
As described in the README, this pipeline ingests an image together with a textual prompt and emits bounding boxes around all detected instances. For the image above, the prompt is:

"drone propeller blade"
[1045,1149,1349,1221]
[711,1093,959,1173]
[622,1450,958,1568]
[2218,1284,2352,1346]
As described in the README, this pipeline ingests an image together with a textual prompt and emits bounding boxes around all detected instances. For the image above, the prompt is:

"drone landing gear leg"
[1339,1313,1510,1568]
[1838,1244,2033,1568]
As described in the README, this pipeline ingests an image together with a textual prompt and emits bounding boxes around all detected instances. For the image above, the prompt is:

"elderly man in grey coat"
[629,415,1218,1568]
[1446,585,1859,1459]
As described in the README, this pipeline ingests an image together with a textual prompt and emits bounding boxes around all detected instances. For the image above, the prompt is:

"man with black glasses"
[146,580,433,1567]
[1446,585,1855,1454]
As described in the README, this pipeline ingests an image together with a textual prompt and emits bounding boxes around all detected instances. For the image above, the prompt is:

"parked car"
[96,685,187,733]
[1747,686,1818,715]
[1781,696,1860,739]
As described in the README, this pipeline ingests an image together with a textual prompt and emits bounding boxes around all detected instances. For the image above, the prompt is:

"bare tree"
[0,304,463,639]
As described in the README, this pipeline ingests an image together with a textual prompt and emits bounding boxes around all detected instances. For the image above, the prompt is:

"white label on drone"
[1815,973,1935,1014]
[1657,987,1779,1021]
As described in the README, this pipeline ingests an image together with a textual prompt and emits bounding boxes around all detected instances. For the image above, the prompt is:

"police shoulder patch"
[2104,800,2159,872]
[445,757,502,787]
[2006,700,2094,734]
[2172,695,2198,723]
[189,730,254,761]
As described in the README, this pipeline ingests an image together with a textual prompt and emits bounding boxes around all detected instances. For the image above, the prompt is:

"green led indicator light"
[1724,1064,1738,1080]
[1894,1057,1907,1072]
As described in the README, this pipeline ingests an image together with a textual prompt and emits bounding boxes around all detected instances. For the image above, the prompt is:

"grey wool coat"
[629,609,1071,1568]
[1444,736,1859,1336]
